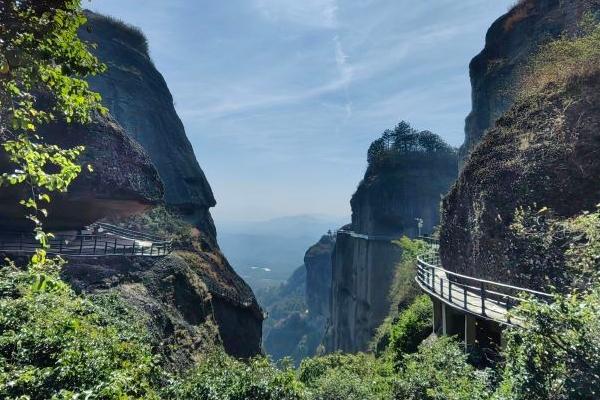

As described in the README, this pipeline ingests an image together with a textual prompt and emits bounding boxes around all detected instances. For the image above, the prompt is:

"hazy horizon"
[90,0,515,222]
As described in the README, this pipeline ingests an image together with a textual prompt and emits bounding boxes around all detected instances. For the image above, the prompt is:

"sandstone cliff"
[442,2,600,291]
[304,233,335,318]
[327,126,457,353]
[80,12,217,241]
[260,233,335,363]
[461,0,600,162]
[0,112,163,231]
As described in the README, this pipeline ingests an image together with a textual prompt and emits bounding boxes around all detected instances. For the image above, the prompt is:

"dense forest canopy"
[367,121,456,169]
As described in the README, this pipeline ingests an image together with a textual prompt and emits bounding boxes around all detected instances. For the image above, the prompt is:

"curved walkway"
[415,237,552,326]
[0,222,172,257]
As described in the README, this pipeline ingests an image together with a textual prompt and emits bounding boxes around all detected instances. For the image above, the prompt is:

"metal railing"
[337,229,400,242]
[0,227,172,258]
[415,237,552,326]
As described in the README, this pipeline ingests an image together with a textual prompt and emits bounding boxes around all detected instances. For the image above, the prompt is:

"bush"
[0,265,161,399]
[371,237,427,353]
[497,288,600,400]
[168,352,305,400]
[393,337,492,400]
[520,12,600,96]
[299,353,394,400]
[388,295,433,366]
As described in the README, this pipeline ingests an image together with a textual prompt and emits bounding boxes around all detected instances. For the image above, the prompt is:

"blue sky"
[90,0,514,223]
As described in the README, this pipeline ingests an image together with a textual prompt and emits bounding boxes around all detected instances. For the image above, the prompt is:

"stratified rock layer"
[461,0,600,162]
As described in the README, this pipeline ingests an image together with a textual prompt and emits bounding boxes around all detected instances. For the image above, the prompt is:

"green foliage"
[0,265,161,399]
[167,352,305,400]
[393,337,493,400]
[388,295,433,366]
[520,12,600,96]
[299,353,394,400]
[0,0,106,255]
[497,288,600,400]
[367,121,456,169]
[371,237,426,353]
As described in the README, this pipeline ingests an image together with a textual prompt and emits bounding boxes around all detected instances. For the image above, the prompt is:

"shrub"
[299,353,394,400]
[496,288,600,400]
[0,265,161,399]
[520,12,600,96]
[393,337,492,400]
[371,237,427,353]
[388,295,433,366]
[168,352,305,400]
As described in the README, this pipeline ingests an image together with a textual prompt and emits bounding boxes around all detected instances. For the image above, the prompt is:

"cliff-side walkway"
[415,238,551,327]
[0,223,172,257]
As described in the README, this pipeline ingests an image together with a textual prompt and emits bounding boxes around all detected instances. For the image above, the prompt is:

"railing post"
[480,282,486,316]
[440,279,444,299]
[463,287,467,310]
[132,241,136,255]
[59,239,63,254]
[448,280,452,303]
[114,238,117,254]
[79,236,83,255]
[93,236,97,254]
[104,241,108,254]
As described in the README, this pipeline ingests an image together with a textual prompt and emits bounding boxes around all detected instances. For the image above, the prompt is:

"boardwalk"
[415,238,551,326]
[0,223,172,257]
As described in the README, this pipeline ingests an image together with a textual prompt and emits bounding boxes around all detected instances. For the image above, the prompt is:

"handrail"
[416,244,551,298]
[337,229,400,242]
[0,226,173,258]
[415,237,552,325]
[92,222,167,242]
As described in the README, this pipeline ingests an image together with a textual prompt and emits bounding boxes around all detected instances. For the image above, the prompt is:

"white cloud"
[253,0,338,29]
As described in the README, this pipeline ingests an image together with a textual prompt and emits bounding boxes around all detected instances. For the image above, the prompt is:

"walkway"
[0,222,172,257]
[415,238,552,326]
[337,229,400,242]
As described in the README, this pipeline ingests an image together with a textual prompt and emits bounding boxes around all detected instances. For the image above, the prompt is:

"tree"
[0,0,106,267]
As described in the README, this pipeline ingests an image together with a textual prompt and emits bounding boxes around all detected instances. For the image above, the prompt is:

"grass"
[519,12,600,97]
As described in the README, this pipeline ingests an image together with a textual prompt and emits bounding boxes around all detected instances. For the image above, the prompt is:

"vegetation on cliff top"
[367,121,456,172]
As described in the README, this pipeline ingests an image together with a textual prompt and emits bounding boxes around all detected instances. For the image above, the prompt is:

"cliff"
[461,0,600,162]
[0,112,163,231]
[442,3,600,290]
[327,125,457,353]
[260,233,335,363]
[304,233,335,318]
[80,12,217,241]
[441,72,600,291]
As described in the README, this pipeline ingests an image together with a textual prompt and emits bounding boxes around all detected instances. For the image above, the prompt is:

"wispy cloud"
[253,0,338,29]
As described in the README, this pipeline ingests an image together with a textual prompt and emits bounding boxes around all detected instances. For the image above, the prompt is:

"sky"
[90,0,515,223]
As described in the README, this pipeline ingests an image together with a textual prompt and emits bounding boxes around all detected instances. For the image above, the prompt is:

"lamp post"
[415,218,423,237]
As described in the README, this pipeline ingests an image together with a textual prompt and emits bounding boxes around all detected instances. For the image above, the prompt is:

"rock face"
[441,72,600,290]
[80,12,217,240]
[461,0,600,162]
[260,234,335,364]
[327,133,458,353]
[0,113,163,231]
[304,234,335,318]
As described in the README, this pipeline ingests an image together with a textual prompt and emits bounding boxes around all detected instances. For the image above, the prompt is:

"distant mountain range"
[216,214,348,290]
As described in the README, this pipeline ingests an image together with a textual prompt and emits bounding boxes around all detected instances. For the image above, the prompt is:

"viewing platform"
[0,222,172,257]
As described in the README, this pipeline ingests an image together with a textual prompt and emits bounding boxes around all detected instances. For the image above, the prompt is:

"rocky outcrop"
[461,0,600,162]
[327,129,458,353]
[441,72,600,290]
[260,233,335,364]
[304,233,335,318]
[80,12,217,240]
[0,113,163,231]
